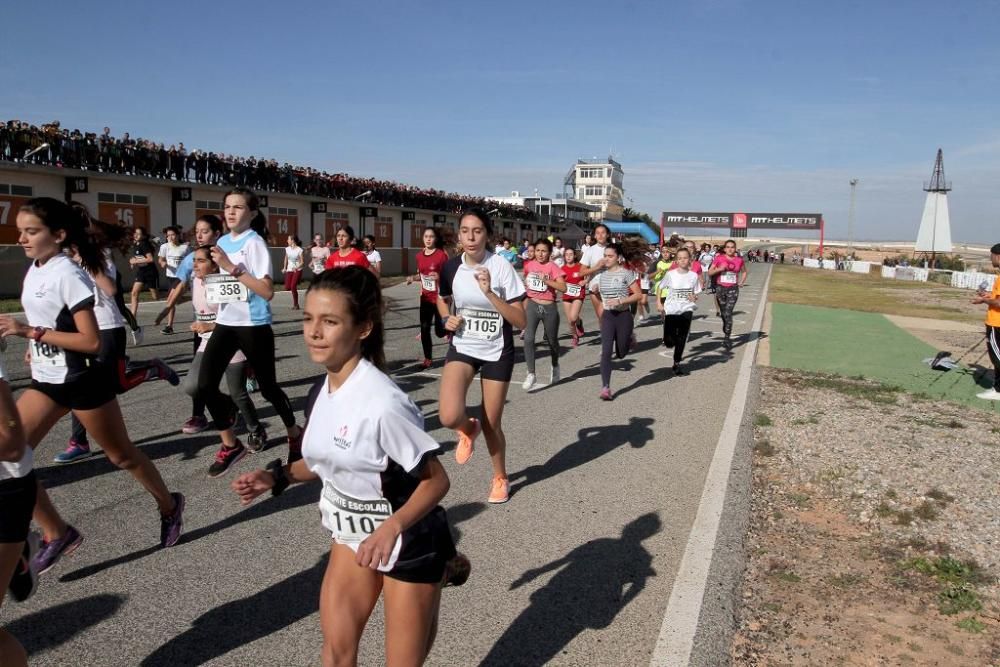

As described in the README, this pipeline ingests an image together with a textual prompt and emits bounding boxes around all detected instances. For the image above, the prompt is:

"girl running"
[579,223,610,319]
[551,237,566,267]
[708,239,748,351]
[436,209,526,504]
[186,245,267,470]
[0,197,183,574]
[406,227,449,369]
[324,225,371,272]
[283,234,304,309]
[560,247,587,347]
[596,243,643,400]
[309,234,331,278]
[232,266,464,666]
[657,247,702,375]
[0,352,34,667]
[156,225,190,334]
[363,234,382,277]
[128,225,159,320]
[196,188,303,464]
[521,238,566,390]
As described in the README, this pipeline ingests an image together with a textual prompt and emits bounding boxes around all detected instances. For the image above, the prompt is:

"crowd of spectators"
[0,119,537,220]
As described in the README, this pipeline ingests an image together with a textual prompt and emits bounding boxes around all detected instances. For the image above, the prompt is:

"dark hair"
[162,225,181,237]
[675,247,692,258]
[20,197,105,274]
[422,226,444,250]
[69,201,131,259]
[563,246,578,262]
[605,237,649,266]
[133,226,149,239]
[337,225,357,242]
[594,224,610,237]
[724,239,737,248]
[195,214,224,238]
[223,186,259,212]
[363,234,376,247]
[250,211,270,243]
[306,265,385,371]
[289,235,302,246]
[533,238,553,252]
[458,208,494,237]
[991,243,1000,255]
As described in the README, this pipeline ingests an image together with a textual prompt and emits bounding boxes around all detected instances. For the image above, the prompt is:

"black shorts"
[135,268,159,288]
[445,344,515,383]
[385,506,457,584]
[0,472,37,543]
[167,277,181,290]
[31,369,117,411]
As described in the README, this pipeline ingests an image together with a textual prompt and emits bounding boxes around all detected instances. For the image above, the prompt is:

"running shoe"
[522,373,536,391]
[152,359,180,386]
[518,330,525,341]
[246,424,268,453]
[672,364,689,376]
[161,325,174,335]
[454,418,481,465]
[130,326,144,346]
[550,366,560,384]
[182,415,209,434]
[442,552,471,587]
[571,329,579,348]
[723,337,733,351]
[629,334,637,352]
[160,492,185,548]
[977,388,1000,401]
[488,476,510,504]
[53,438,93,464]
[288,427,304,463]
[421,358,433,369]
[576,320,585,335]
[208,441,247,477]
[246,376,260,394]
[599,386,612,401]
[8,531,40,602]
[32,525,83,575]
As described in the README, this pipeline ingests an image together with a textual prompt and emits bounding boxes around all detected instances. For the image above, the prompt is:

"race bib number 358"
[205,275,249,304]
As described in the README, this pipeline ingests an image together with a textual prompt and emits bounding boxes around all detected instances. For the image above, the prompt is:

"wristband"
[266,458,289,497]
[230,263,246,278]
[30,326,47,342]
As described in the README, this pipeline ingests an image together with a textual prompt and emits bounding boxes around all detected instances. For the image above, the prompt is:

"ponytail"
[21,197,105,275]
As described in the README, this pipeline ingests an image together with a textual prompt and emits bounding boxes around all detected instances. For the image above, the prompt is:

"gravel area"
[732,367,1000,665]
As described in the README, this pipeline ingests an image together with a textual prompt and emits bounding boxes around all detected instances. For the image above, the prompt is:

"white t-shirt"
[0,359,32,480]
[439,252,526,362]
[302,359,441,571]
[580,243,607,291]
[309,246,331,273]
[551,246,565,267]
[285,246,304,271]
[215,229,273,327]
[92,252,125,330]
[21,254,97,384]
[660,269,702,315]
[159,242,190,279]
[365,249,382,266]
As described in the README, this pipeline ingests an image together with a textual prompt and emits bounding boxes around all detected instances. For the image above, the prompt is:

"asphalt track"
[2,263,769,666]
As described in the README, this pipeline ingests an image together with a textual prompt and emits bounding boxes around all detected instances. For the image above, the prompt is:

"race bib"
[526,274,546,292]
[321,482,394,543]
[167,257,181,268]
[721,271,737,284]
[419,274,437,291]
[640,277,651,291]
[670,288,694,301]
[204,275,248,304]
[459,308,502,341]
[565,283,583,298]
[30,340,66,367]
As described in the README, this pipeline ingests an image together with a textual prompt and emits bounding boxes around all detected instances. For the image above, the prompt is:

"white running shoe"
[130,326,144,346]
[976,388,1000,401]
[550,367,560,384]
[522,373,536,390]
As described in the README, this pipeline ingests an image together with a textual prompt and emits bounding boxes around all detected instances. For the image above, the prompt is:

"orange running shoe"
[454,418,480,465]
[488,475,510,504]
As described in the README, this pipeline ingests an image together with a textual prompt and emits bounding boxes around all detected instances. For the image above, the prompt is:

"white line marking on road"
[649,266,772,667]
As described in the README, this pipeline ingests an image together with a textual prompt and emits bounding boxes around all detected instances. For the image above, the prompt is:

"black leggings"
[717,285,739,337]
[419,300,446,360]
[988,325,1000,392]
[662,312,693,364]
[600,309,633,387]
[197,324,295,430]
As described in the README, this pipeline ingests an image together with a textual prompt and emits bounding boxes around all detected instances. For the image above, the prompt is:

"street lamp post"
[848,178,859,258]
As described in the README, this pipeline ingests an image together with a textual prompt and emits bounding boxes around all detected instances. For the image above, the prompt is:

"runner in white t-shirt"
[232,265,468,665]
[308,234,331,276]
[363,234,383,278]
[436,209,526,504]
[578,223,610,319]
[0,198,183,576]
[157,226,190,335]
[656,247,702,375]
[282,234,305,310]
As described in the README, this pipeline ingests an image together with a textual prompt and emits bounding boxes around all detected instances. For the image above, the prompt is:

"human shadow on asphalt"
[7,593,126,656]
[506,418,654,496]
[446,501,487,544]
[139,553,329,666]
[58,482,319,583]
[480,513,660,667]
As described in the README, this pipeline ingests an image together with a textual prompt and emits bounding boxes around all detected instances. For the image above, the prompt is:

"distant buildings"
[564,157,624,222]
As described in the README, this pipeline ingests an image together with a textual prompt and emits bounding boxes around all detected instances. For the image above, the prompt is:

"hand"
[656,301,664,314]
[0,316,29,339]
[211,246,235,273]
[972,296,985,304]
[356,517,402,569]
[231,470,275,506]
[474,267,492,295]
[444,315,463,332]
[191,321,212,335]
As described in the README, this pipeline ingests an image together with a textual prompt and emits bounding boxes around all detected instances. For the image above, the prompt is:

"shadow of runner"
[140,554,329,666]
[7,594,126,656]
[507,418,655,495]
[480,513,660,666]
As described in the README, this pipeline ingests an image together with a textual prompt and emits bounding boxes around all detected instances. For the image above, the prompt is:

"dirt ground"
[732,368,1000,666]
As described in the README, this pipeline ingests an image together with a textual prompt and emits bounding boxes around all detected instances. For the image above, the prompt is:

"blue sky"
[3,0,1000,243]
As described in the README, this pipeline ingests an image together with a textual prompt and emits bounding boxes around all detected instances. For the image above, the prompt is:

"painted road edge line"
[649,266,772,667]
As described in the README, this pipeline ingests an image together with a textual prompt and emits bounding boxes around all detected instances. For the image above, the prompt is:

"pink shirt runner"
[523,259,565,301]
[711,255,744,287]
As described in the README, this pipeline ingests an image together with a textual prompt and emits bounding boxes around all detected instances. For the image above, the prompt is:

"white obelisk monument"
[914,149,952,261]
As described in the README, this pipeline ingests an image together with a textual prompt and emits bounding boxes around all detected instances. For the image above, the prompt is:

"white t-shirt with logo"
[580,243,607,291]
[159,242,190,279]
[439,252,526,362]
[0,358,32,480]
[214,229,273,327]
[302,359,441,571]
[92,252,125,330]
[285,246,304,271]
[21,253,97,384]
[659,269,702,315]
